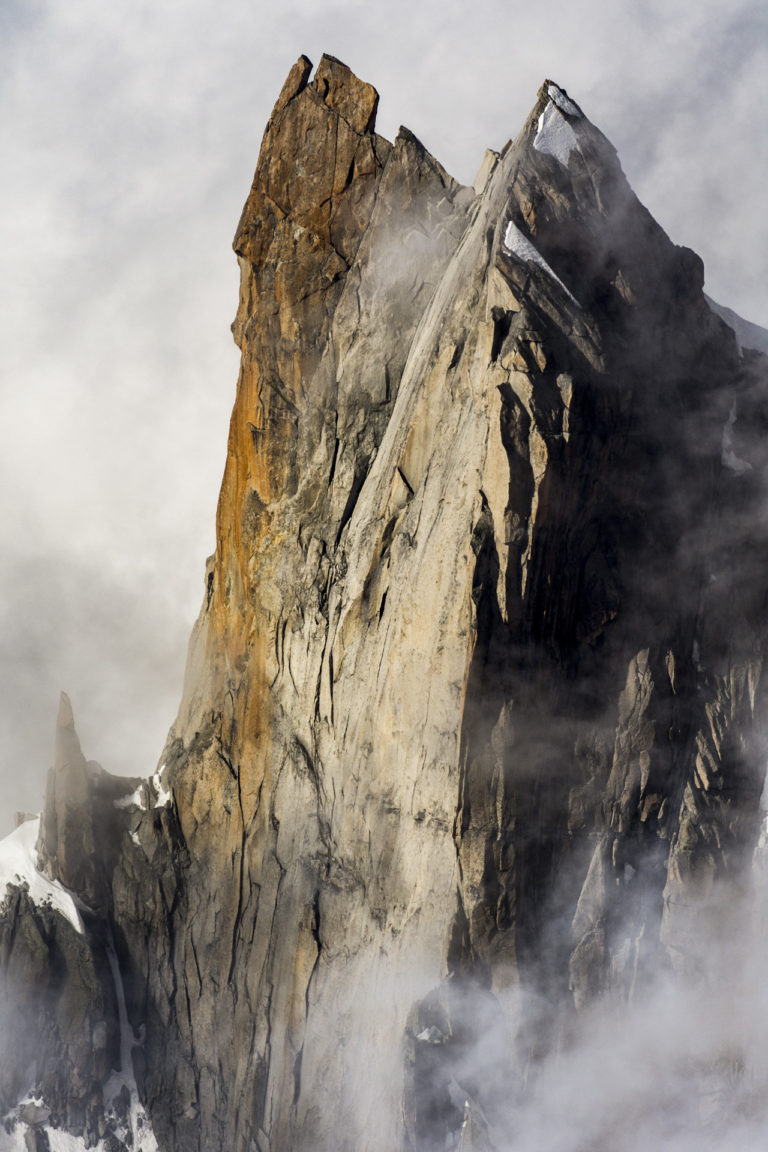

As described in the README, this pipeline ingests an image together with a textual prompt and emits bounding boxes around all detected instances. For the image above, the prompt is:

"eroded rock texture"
[3,56,768,1152]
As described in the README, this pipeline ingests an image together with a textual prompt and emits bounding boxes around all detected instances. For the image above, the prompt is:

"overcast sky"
[1,0,767,830]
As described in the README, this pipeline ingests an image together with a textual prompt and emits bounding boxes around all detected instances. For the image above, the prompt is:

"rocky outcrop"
[0,702,158,1150]
[38,693,143,917]
[3,57,768,1152]
[0,880,116,1138]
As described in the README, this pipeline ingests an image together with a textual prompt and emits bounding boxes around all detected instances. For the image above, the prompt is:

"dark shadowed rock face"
[3,57,768,1152]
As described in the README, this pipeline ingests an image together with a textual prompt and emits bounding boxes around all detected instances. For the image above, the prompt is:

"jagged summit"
[3,56,768,1152]
[529,81,592,171]
[57,689,75,731]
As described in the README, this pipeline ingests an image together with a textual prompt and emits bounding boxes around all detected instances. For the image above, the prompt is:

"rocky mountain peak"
[3,55,768,1152]
[271,53,312,116]
[39,692,94,896]
[57,689,76,732]
[312,52,380,132]
[39,695,141,918]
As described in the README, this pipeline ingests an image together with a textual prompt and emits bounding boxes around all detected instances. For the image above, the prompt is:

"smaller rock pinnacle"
[57,690,75,731]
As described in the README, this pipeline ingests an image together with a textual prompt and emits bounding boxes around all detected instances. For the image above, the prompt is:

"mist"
[1,0,767,831]
[409,854,768,1152]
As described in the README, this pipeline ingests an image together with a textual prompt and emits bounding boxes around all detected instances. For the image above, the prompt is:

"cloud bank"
[1,0,767,825]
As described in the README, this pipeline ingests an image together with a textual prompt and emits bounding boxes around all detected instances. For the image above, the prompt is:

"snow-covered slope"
[0,818,82,933]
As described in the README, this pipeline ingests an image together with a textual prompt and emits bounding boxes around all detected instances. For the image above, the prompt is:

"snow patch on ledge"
[0,1110,158,1152]
[534,84,582,167]
[0,817,83,934]
[1,1124,102,1151]
[534,102,579,165]
[114,782,146,811]
[502,220,578,305]
[151,761,172,808]
[547,83,581,117]
[113,761,172,813]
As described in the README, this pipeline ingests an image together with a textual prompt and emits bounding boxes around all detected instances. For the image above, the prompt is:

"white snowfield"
[0,1112,158,1152]
[0,1122,108,1151]
[533,83,582,167]
[0,817,83,934]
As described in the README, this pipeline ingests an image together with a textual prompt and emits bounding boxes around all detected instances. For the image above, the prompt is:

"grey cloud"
[1,0,767,831]
[0,542,195,829]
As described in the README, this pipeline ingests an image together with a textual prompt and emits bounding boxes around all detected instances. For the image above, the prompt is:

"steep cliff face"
[3,56,768,1152]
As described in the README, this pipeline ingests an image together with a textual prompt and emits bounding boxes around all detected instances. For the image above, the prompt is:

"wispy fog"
[1,1,767,831]
[405,854,768,1151]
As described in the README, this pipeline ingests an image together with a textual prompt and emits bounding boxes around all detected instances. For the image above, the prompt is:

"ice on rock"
[502,220,579,305]
[114,762,172,812]
[151,761,172,808]
[533,83,582,167]
[114,782,147,811]
[0,817,83,934]
[547,83,581,117]
[0,1117,159,1152]
[534,102,580,166]
[2,1130,104,1151]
